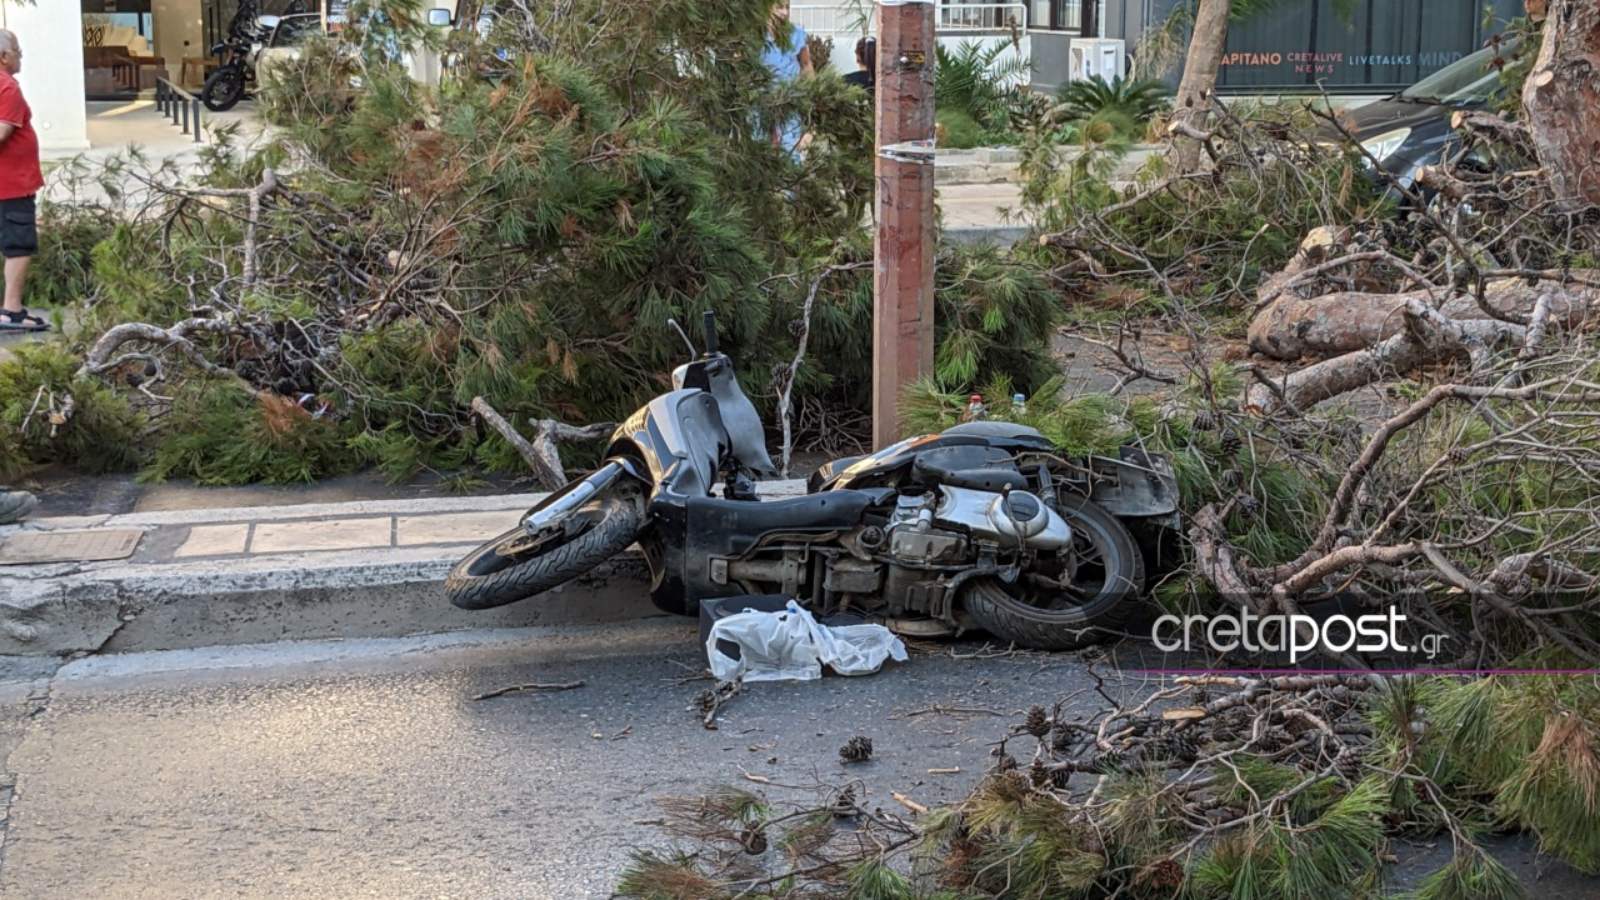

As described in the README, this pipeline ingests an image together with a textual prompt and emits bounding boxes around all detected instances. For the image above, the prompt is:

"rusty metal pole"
[871,0,937,449]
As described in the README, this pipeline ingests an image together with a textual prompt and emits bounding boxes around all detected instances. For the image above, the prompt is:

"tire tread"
[444,495,641,610]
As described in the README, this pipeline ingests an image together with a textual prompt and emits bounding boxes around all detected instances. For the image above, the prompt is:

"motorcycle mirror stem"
[665,318,697,358]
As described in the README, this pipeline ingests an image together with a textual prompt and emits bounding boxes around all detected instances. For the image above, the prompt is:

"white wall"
[0,0,90,151]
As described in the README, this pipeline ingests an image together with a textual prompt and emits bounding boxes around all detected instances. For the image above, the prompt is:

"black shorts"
[0,195,38,259]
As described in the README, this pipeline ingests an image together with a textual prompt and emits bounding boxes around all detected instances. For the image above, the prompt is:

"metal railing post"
[154,78,208,145]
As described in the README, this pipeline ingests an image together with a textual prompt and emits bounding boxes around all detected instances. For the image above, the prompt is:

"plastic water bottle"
[1012,393,1027,417]
[963,394,987,422]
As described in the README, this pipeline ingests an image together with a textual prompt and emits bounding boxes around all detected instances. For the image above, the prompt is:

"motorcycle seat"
[942,421,1051,444]
[911,445,1029,492]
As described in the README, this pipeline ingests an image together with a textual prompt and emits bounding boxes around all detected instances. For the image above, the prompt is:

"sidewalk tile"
[174,524,251,558]
[395,511,522,546]
[250,517,393,553]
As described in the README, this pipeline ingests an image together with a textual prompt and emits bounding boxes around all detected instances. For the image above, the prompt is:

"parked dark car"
[1325,39,1517,190]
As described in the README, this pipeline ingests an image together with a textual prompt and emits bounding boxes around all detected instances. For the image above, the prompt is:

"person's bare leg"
[3,255,29,314]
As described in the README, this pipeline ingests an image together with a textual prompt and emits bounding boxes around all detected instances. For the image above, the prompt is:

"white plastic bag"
[705,600,908,683]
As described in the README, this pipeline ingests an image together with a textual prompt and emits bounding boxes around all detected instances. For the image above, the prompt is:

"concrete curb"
[0,481,811,657]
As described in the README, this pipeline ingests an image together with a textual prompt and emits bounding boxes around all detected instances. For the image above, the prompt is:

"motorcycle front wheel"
[445,492,643,610]
[201,66,246,112]
[962,493,1145,651]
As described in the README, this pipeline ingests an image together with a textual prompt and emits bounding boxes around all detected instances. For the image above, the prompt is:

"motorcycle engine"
[885,493,967,565]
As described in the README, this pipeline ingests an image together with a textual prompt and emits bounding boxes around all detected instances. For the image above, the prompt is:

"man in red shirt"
[0,28,48,333]
[0,29,41,524]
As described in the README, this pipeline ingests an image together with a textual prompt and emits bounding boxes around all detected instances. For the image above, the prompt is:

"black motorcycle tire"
[202,66,246,112]
[445,493,642,610]
[963,494,1144,651]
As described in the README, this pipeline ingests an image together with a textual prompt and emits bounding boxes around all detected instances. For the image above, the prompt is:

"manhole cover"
[0,529,144,565]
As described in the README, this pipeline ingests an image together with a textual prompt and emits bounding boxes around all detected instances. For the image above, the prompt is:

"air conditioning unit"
[1068,38,1125,82]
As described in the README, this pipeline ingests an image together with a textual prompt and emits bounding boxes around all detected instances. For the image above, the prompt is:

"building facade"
[1137,0,1524,95]
[1,0,1530,154]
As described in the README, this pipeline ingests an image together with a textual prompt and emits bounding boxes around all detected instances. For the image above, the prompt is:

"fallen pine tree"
[3,0,1062,485]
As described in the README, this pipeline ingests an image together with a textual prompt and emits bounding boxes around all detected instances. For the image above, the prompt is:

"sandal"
[0,308,49,332]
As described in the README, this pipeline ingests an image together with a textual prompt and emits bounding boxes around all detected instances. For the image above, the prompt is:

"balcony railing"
[792,1,1028,36]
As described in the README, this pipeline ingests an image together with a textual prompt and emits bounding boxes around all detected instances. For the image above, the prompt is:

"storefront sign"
[1163,0,1524,92]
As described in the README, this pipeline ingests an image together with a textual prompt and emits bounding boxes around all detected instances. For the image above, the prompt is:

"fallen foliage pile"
[618,672,1600,899]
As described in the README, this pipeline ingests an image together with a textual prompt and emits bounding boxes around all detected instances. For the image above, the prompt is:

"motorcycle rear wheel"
[445,492,643,610]
[202,67,246,112]
[962,493,1144,651]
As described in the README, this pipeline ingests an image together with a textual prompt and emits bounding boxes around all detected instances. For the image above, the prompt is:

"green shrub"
[27,202,116,309]
[0,342,143,480]
[936,108,987,150]
[144,384,360,485]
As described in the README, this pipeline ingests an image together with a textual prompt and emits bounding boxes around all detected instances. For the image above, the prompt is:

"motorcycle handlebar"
[702,310,718,356]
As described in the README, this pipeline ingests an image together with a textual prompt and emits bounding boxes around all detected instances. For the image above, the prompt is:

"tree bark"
[1522,0,1600,208]
[1167,0,1231,172]
[1248,275,1598,359]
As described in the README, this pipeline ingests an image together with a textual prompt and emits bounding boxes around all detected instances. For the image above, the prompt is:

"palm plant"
[935,40,1030,127]
[1052,75,1170,128]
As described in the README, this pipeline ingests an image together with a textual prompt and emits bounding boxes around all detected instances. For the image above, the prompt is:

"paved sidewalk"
[0,482,808,657]
[5,493,538,568]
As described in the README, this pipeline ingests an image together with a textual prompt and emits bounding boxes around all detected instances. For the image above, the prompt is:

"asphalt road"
[0,620,1595,899]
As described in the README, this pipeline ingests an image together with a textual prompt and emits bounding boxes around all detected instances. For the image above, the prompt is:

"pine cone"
[831,784,859,818]
[694,688,717,713]
[1029,758,1050,786]
[1336,751,1365,781]
[1155,731,1199,762]
[1219,429,1243,455]
[1051,725,1075,754]
[1140,858,1186,890]
[1256,729,1289,753]
[739,825,769,855]
[1023,705,1050,738]
[1091,750,1125,774]
[1192,409,1217,432]
[992,749,1019,772]
[839,735,874,764]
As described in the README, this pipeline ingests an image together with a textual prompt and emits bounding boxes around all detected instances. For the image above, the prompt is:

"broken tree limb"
[1247,275,1598,360]
[468,396,613,490]
[775,260,871,477]
[1449,109,1535,153]
[76,317,268,387]
[1245,299,1528,413]
[175,168,280,286]
[1189,503,1261,611]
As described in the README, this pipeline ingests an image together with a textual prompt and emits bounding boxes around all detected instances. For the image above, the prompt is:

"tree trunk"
[1168,0,1231,172]
[1522,0,1600,208]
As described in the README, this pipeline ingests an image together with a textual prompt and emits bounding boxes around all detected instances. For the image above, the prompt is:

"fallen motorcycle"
[446,312,1180,649]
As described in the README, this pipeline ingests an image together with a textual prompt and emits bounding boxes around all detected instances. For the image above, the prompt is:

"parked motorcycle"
[202,9,268,112]
[445,312,1181,650]
[202,0,312,111]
